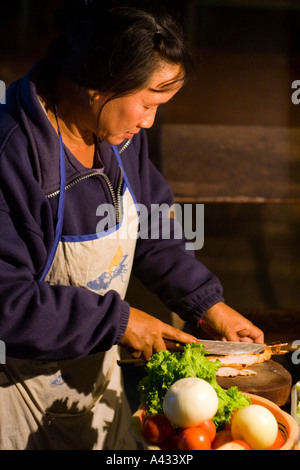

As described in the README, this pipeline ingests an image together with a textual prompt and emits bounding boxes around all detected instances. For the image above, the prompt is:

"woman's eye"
[144,105,159,111]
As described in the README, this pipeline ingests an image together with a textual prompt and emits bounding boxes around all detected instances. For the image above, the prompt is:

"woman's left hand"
[198,302,265,344]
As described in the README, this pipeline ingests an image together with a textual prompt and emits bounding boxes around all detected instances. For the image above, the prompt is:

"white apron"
[0,116,139,450]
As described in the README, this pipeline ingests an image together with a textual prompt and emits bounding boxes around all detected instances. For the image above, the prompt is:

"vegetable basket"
[130,393,300,450]
[290,382,300,449]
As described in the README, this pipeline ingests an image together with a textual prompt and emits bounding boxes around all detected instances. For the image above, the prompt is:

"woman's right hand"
[118,307,198,361]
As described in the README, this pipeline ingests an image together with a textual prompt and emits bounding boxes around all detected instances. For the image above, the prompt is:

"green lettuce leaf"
[138,343,251,429]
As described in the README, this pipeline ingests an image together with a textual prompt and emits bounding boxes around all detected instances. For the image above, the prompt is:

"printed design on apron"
[1,104,139,450]
[86,244,129,292]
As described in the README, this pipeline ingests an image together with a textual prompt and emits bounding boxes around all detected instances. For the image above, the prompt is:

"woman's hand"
[199,302,265,344]
[119,307,199,361]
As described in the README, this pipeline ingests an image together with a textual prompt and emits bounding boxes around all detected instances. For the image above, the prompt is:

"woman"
[0,3,264,449]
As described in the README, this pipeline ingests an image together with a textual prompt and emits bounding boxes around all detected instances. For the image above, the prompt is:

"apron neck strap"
[39,104,66,281]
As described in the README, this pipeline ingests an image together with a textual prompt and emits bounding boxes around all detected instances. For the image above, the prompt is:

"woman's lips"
[124,130,139,139]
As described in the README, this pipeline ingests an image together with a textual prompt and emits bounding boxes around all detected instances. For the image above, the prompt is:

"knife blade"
[117,339,267,367]
[163,338,267,355]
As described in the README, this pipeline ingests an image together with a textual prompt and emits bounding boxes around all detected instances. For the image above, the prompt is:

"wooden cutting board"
[216,360,292,407]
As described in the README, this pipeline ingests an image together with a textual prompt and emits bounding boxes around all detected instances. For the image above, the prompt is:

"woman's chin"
[105,134,133,146]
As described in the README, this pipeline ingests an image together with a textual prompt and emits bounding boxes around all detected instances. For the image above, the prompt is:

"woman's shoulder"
[0,107,26,154]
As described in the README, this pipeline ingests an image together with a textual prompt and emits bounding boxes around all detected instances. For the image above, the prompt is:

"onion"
[231,404,278,450]
[163,377,219,427]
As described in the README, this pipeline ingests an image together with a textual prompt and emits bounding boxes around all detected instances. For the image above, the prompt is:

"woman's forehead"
[147,63,185,93]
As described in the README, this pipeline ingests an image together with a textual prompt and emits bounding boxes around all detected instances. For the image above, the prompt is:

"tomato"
[224,410,239,431]
[215,441,250,450]
[178,427,211,450]
[198,419,216,443]
[211,430,233,449]
[142,413,174,444]
[231,440,251,450]
[266,430,285,450]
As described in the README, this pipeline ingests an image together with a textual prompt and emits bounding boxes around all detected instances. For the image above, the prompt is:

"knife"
[117,338,267,367]
[163,338,267,355]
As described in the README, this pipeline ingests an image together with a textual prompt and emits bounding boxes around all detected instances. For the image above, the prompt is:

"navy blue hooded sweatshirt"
[0,61,224,360]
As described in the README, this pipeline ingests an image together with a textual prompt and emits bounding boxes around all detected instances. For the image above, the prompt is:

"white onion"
[163,377,219,427]
[231,404,278,450]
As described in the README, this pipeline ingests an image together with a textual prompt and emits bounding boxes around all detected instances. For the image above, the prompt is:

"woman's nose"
[139,109,157,129]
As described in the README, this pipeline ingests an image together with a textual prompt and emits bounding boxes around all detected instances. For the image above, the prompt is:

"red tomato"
[231,440,252,450]
[178,427,211,450]
[142,413,174,444]
[198,419,216,443]
[224,410,239,431]
[211,430,233,449]
[266,430,285,450]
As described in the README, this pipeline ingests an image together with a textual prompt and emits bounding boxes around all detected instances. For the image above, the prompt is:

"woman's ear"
[88,90,105,106]
[88,90,97,106]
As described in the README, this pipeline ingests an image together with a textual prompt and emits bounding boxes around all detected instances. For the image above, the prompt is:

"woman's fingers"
[119,307,198,360]
[202,302,265,344]
[161,324,198,346]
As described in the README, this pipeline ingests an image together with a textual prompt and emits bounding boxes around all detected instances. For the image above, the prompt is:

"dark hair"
[47,1,193,98]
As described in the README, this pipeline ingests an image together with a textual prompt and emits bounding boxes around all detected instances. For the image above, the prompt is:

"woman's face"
[91,62,185,145]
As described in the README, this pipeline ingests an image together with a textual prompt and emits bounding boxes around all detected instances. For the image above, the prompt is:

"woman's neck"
[39,76,96,168]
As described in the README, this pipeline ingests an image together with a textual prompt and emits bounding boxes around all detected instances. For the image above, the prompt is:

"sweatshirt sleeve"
[0,129,130,360]
[129,130,225,329]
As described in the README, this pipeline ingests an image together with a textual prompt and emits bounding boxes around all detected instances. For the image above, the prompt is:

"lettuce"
[138,343,251,429]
